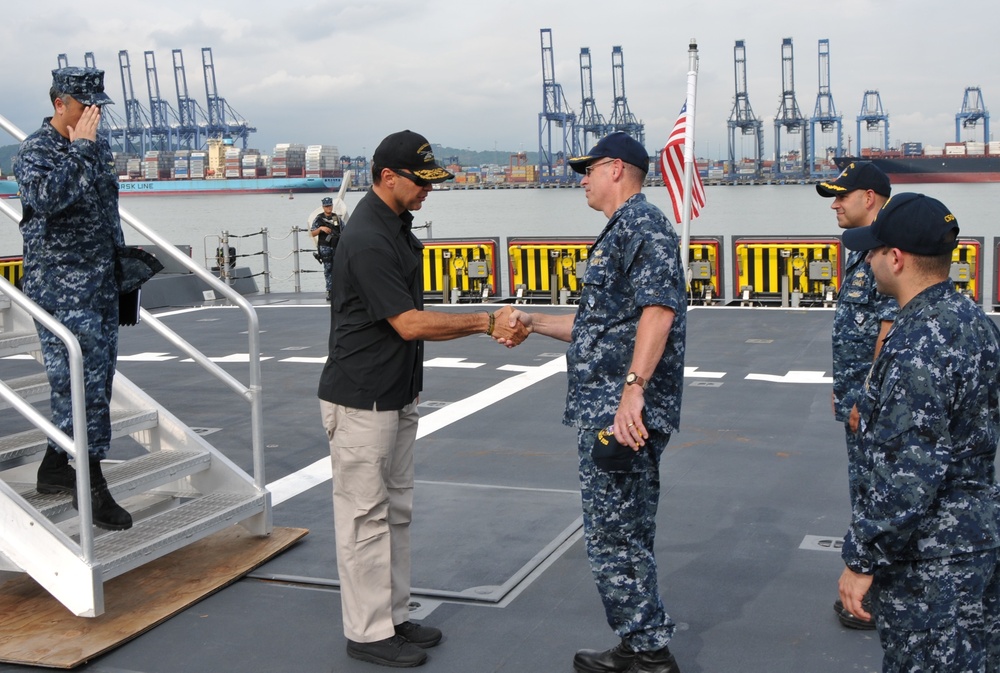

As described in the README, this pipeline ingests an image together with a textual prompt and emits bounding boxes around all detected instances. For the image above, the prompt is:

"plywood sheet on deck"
[0,525,307,669]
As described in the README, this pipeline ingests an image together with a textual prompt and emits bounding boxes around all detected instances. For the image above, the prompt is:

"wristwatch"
[625,372,647,390]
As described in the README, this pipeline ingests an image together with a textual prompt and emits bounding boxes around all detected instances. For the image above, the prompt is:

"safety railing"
[0,112,267,491]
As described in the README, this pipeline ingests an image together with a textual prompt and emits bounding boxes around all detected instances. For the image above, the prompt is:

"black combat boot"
[72,458,133,531]
[36,446,76,494]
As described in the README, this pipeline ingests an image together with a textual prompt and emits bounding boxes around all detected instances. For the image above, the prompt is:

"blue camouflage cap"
[51,67,114,106]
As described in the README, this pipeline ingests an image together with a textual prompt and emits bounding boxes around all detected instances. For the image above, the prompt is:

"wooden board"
[0,526,308,669]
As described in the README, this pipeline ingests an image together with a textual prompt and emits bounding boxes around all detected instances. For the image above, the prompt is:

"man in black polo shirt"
[318,130,528,668]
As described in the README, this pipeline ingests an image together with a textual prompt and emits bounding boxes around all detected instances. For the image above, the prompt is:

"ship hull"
[834,155,1000,183]
[116,176,342,196]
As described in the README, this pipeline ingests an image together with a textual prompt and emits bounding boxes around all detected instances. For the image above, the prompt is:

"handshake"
[488,305,532,348]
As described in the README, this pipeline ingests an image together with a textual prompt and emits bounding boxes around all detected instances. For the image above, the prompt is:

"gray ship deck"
[8,297,986,673]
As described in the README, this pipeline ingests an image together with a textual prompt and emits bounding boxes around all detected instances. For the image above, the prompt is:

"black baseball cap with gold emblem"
[372,130,454,183]
[816,161,890,197]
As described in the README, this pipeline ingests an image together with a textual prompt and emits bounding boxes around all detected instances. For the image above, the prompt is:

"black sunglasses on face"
[393,170,432,188]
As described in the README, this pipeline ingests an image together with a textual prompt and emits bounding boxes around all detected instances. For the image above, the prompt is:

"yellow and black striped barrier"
[508,238,592,302]
[421,238,499,301]
[950,238,982,301]
[0,256,23,288]
[733,237,840,303]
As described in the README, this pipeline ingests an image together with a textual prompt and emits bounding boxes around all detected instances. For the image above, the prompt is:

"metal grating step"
[0,407,160,468]
[94,491,268,581]
[0,330,40,357]
[0,372,50,410]
[16,449,212,518]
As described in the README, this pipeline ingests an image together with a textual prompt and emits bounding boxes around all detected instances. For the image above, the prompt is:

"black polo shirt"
[318,189,424,410]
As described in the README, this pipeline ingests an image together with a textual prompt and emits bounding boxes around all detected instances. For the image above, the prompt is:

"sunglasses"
[393,170,432,188]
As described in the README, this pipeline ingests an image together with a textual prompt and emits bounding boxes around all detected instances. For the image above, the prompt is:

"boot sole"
[36,484,75,495]
[346,648,427,668]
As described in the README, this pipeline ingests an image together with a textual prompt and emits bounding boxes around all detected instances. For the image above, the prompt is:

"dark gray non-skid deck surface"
[11,298,994,672]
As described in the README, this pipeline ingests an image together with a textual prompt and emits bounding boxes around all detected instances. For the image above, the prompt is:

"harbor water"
[2,182,997,304]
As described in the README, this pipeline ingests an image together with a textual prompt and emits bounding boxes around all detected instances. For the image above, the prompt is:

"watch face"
[626,373,637,384]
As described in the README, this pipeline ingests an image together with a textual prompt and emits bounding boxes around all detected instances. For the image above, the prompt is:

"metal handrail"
[0,112,266,491]
[0,276,97,561]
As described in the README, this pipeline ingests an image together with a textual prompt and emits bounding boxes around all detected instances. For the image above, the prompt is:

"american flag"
[660,102,706,223]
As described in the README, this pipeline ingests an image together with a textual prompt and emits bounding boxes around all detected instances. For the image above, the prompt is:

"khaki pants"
[321,399,419,643]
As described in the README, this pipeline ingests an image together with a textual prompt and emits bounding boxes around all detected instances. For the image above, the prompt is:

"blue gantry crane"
[578,47,609,150]
[201,47,255,149]
[727,40,764,179]
[144,51,180,151]
[537,28,580,183]
[856,90,890,153]
[118,50,153,156]
[773,38,808,176]
[956,86,989,143]
[607,46,644,147]
[172,49,209,150]
[809,39,843,166]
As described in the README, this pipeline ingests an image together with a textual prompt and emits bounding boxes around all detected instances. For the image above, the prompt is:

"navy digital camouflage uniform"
[13,117,123,460]
[833,249,897,509]
[311,211,342,295]
[564,192,687,653]
[842,281,1000,672]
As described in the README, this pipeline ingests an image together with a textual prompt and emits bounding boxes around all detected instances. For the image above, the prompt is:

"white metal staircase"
[0,114,272,618]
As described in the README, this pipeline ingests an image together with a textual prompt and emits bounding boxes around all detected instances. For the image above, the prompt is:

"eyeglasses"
[393,170,432,188]
[584,159,617,176]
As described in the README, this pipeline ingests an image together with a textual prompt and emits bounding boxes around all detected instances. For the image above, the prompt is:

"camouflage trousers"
[577,427,675,652]
[35,301,119,460]
[318,246,334,294]
[873,548,1000,673]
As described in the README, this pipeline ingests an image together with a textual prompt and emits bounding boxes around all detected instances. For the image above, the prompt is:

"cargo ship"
[117,175,341,196]
[835,139,1000,183]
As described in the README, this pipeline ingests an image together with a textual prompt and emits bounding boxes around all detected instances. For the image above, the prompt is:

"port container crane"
[809,39,843,166]
[172,49,208,150]
[144,51,180,151]
[773,38,808,176]
[856,90,889,152]
[727,40,764,179]
[201,47,256,149]
[578,47,609,150]
[607,46,645,148]
[118,50,153,157]
[537,28,580,183]
[956,86,989,143]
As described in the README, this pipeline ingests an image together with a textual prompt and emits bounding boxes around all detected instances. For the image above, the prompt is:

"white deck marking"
[684,366,725,378]
[279,356,328,364]
[424,357,485,369]
[745,370,833,384]
[117,352,178,362]
[178,354,274,363]
[267,355,567,506]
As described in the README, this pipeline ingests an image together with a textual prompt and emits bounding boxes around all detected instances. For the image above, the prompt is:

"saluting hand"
[68,105,101,143]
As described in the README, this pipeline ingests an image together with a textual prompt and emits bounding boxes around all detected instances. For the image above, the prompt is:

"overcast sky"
[1,0,996,163]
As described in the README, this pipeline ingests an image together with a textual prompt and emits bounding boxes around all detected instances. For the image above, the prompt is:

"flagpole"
[680,39,699,287]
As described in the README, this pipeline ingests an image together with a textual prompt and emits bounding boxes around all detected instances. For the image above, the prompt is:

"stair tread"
[17,450,212,517]
[0,407,159,465]
[0,372,50,410]
[94,491,267,576]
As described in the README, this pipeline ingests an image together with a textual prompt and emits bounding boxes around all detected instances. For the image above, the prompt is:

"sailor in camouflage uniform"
[13,67,132,530]
[817,161,896,629]
[838,193,1000,673]
[509,133,686,673]
[309,195,342,300]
